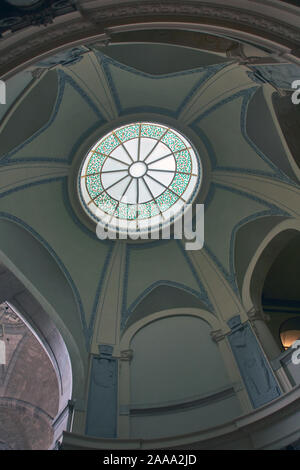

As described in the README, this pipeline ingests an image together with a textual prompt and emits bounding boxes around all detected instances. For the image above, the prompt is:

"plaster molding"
[120,307,222,351]
[62,384,300,449]
[210,328,225,343]
[129,385,235,415]
[248,306,270,324]
[80,0,300,49]
[0,1,300,77]
[119,349,133,362]
[241,219,300,313]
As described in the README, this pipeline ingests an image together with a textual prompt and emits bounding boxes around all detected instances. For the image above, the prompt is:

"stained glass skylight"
[78,122,201,236]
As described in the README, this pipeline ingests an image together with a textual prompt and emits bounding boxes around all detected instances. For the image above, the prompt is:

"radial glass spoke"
[113,132,135,163]
[138,177,152,204]
[102,171,128,190]
[101,169,128,174]
[142,176,165,220]
[106,175,132,200]
[144,142,172,165]
[149,168,197,177]
[139,138,158,162]
[146,173,187,203]
[147,169,174,187]
[122,177,138,205]
[143,128,169,163]
[109,147,131,165]
[143,174,166,198]
[146,152,175,167]
[102,157,129,172]
[137,124,142,161]
[124,139,139,161]
[120,177,134,202]
[136,178,139,205]
[148,155,176,172]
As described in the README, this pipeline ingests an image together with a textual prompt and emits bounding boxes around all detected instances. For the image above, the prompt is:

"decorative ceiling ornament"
[0,0,77,36]
[0,1,299,74]
[78,122,202,236]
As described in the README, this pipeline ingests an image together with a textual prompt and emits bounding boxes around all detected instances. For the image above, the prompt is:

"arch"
[246,86,300,183]
[118,308,240,439]
[234,215,289,298]
[0,1,299,79]
[0,271,73,446]
[120,307,221,351]
[0,217,87,438]
[0,70,59,156]
[124,283,211,330]
[240,218,300,312]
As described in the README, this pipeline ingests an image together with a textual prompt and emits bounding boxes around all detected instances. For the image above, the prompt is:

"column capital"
[248,307,270,323]
[120,349,133,362]
[210,329,225,343]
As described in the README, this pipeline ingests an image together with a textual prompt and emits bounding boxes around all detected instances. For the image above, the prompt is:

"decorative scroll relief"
[248,64,300,90]
[0,1,300,77]
[227,320,281,408]
[86,347,118,438]
[79,122,202,235]
[84,3,300,44]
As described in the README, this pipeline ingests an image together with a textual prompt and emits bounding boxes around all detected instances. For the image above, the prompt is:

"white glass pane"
[147,170,173,187]
[101,172,127,190]
[148,155,176,172]
[122,178,138,204]
[124,138,139,161]
[138,178,152,204]
[106,175,132,199]
[143,174,166,197]
[110,146,132,165]
[145,142,170,164]
[140,138,158,161]
[102,158,129,173]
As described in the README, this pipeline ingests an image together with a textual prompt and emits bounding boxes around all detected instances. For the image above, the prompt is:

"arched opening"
[243,225,300,391]
[0,301,60,449]
[125,283,209,329]
[0,260,74,449]
[0,217,86,407]
[262,232,300,354]
[120,309,242,440]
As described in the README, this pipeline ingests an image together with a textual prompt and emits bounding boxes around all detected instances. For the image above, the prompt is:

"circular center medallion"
[129,161,147,178]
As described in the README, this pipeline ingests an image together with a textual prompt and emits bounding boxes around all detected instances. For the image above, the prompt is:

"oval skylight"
[78,122,201,236]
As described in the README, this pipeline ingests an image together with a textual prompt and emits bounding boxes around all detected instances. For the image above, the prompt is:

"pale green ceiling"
[0,43,299,357]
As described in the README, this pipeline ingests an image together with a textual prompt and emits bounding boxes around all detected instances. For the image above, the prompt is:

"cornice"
[61,384,300,449]
[0,0,299,77]
[81,0,300,47]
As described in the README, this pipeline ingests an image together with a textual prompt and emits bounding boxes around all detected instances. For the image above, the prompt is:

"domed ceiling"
[0,40,299,381]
